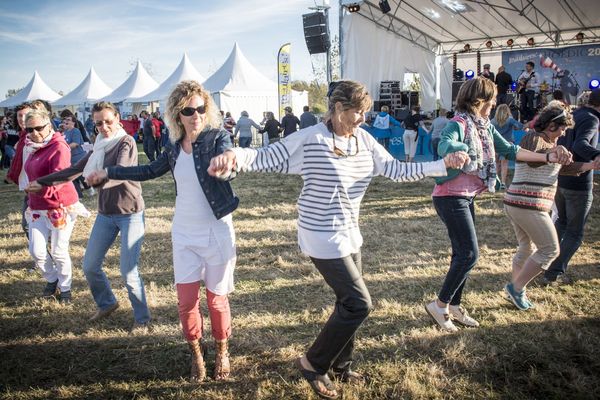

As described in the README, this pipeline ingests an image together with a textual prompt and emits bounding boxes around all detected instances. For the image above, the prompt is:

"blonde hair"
[455,77,497,115]
[165,80,222,143]
[25,109,51,125]
[494,104,511,127]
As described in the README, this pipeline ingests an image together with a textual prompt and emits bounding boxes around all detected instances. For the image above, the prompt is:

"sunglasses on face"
[95,119,115,127]
[180,105,206,117]
[331,131,359,157]
[25,123,48,133]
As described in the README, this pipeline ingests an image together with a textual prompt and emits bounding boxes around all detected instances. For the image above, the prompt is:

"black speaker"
[394,108,410,121]
[452,81,464,104]
[302,12,329,54]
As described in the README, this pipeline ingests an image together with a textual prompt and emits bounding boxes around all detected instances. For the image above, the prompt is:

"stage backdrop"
[502,44,600,105]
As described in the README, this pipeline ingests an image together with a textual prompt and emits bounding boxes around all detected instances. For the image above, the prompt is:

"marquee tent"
[0,71,61,107]
[101,61,159,103]
[340,0,600,110]
[204,43,307,121]
[132,53,205,103]
[53,67,112,106]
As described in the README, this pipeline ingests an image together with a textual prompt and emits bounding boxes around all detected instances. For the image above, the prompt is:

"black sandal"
[331,368,370,384]
[295,358,339,399]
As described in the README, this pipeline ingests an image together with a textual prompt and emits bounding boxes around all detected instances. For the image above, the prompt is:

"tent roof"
[53,67,112,106]
[0,71,60,107]
[203,43,277,94]
[351,0,600,54]
[101,61,159,103]
[132,53,205,102]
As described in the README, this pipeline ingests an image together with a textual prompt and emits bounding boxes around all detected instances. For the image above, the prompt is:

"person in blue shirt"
[491,104,524,188]
[85,113,95,141]
[371,105,401,149]
[62,115,87,198]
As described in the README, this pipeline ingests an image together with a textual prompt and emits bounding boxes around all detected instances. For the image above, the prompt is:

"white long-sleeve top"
[232,122,447,259]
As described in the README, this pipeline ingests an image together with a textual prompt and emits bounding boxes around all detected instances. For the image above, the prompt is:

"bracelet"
[546,152,550,162]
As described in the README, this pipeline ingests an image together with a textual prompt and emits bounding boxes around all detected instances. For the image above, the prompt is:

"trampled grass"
[1,150,599,399]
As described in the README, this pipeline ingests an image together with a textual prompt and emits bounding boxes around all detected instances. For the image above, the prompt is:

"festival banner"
[277,43,292,120]
[502,44,600,105]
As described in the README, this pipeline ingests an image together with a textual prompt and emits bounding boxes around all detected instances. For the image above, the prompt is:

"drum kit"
[507,71,580,112]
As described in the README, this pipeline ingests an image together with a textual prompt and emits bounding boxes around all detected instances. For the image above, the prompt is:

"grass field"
[1,149,599,400]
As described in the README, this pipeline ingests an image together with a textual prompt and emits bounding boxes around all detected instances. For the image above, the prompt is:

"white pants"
[403,130,418,158]
[28,213,75,292]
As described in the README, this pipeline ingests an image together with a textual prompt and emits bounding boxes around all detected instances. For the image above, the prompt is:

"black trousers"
[306,251,373,375]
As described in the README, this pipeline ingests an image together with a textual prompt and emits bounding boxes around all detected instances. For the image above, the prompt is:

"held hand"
[443,151,469,169]
[593,155,600,170]
[207,151,236,177]
[549,146,573,165]
[85,170,108,186]
[24,180,42,193]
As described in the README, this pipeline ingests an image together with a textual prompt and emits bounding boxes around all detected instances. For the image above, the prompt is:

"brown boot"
[214,339,230,380]
[188,339,206,382]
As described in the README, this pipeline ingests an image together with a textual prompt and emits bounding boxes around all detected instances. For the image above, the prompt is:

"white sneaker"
[449,305,480,327]
[425,301,458,332]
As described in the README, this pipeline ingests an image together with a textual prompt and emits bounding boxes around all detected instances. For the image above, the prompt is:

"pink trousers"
[176,281,231,341]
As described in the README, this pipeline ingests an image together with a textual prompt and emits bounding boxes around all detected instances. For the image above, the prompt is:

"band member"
[517,61,539,122]
[479,64,495,82]
[495,66,513,106]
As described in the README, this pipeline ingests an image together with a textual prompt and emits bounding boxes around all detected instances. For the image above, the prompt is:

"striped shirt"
[504,131,586,212]
[232,122,447,259]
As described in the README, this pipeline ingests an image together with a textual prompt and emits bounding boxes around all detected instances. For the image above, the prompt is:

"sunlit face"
[25,116,51,143]
[17,107,31,130]
[336,103,365,132]
[547,123,568,141]
[179,95,206,136]
[62,117,74,130]
[479,98,497,119]
[93,109,120,139]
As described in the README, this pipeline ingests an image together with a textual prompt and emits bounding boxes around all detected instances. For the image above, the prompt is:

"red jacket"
[6,130,27,183]
[24,133,79,210]
[152,118,162,138]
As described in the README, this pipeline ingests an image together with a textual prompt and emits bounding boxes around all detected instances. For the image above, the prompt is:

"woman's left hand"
[550,145,573,165]
[208,151,236,177]
[443,151,470,169]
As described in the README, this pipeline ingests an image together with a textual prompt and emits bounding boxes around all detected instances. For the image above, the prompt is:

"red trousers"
[176,281,231,341]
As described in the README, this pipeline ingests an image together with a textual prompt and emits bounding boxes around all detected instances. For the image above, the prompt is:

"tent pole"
[339,0,343,79]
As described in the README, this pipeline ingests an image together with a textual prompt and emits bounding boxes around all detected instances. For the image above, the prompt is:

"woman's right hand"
[24,180,42,193]
[443,151,470,169]
[85,170,108,186]
[208,151,236,177]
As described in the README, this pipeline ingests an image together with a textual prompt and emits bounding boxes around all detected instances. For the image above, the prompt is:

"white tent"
[101,61,159,103]
[203,43,280,121]
[133,53,205,103]
[0,71,61,107]
[53,67,112,106]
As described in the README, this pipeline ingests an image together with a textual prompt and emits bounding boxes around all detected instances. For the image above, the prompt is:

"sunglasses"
[25,123,48,133]
[95,119,115,127]
[332,131,359,157]
[180,105,206,116]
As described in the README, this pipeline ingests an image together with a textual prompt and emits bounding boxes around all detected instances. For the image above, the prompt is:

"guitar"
[517,72,535,94]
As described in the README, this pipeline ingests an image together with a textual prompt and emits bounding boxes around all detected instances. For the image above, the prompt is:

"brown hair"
[534,101,573,132]
[455,77,497,115]
[326,80,372,116]
[165,80,221,143]
[92,101,119,117]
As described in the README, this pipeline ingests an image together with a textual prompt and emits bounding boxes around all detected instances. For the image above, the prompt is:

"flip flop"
[294,358,338,399]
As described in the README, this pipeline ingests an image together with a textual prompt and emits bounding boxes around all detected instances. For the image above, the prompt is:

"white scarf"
[82,128,127,178]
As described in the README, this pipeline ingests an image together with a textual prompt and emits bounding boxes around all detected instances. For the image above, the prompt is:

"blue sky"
[0,0,338,99]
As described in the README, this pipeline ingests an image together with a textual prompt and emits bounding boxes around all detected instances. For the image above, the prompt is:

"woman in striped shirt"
[209,80,469,399]
[503,102,596,310]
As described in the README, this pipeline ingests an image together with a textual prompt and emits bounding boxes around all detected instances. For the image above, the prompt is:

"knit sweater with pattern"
[504,131,587,211]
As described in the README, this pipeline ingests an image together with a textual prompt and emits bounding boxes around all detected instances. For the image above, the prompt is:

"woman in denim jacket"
[88,81,238,382]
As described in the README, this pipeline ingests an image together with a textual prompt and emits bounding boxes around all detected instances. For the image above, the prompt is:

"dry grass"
[1,149,599,399]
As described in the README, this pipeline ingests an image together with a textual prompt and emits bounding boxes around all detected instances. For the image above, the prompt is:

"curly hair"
[165,80,222,143]
[534,100,573,132]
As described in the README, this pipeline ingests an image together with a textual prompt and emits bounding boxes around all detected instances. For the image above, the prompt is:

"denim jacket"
[106,127,239,220]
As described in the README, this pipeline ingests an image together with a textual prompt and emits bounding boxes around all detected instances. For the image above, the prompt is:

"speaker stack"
[302,12,330,54]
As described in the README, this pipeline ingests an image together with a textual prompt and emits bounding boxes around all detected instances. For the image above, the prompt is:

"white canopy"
[101,61,159,103]
[53,67,112,106]
[204,43,279,121]
[132,53,205,103]
[0,71,61,107]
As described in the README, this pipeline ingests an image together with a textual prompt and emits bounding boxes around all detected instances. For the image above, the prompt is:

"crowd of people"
[1,77,599,399]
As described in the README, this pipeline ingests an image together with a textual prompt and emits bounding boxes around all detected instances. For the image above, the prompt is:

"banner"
[277,43,292,120]
[502,44,600,105]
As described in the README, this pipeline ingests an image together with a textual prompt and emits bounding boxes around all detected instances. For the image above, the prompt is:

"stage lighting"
[379,0,391,13]
[589,79,600,90]
[454,68,464,81]
[576,32,585,42]
[463,43,471,52]
[527,37,535,46]
[511,81,518,91]
[465,70,475,80]
[506,38,514,47]
[485,40,493,49]
[347,3,360,12]
[342,0,363,13]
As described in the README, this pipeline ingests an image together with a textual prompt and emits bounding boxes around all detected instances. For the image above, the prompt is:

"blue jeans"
[544,187,593,280]
[433,196,479,305]
[82,211,150,323]
[431,138,441,161]
[239,136,252,148]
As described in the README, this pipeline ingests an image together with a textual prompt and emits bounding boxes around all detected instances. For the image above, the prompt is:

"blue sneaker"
[504,283,530,310]
[522,290,535,309]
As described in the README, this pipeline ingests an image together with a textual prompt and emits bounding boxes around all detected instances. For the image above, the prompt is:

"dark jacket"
[260,119,282,140]
[281,114,300,136]
[495,71,513,94]
[557,106,600,192]
[106,128,239,220]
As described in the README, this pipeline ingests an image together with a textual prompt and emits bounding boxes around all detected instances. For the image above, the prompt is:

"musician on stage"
[495,66,513,106]
[517,61,539,122]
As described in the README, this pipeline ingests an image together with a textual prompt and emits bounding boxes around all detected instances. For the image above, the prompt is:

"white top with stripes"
[232,122,447,259]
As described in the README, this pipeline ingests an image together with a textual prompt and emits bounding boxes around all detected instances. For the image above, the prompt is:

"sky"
[0,0,339,100]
